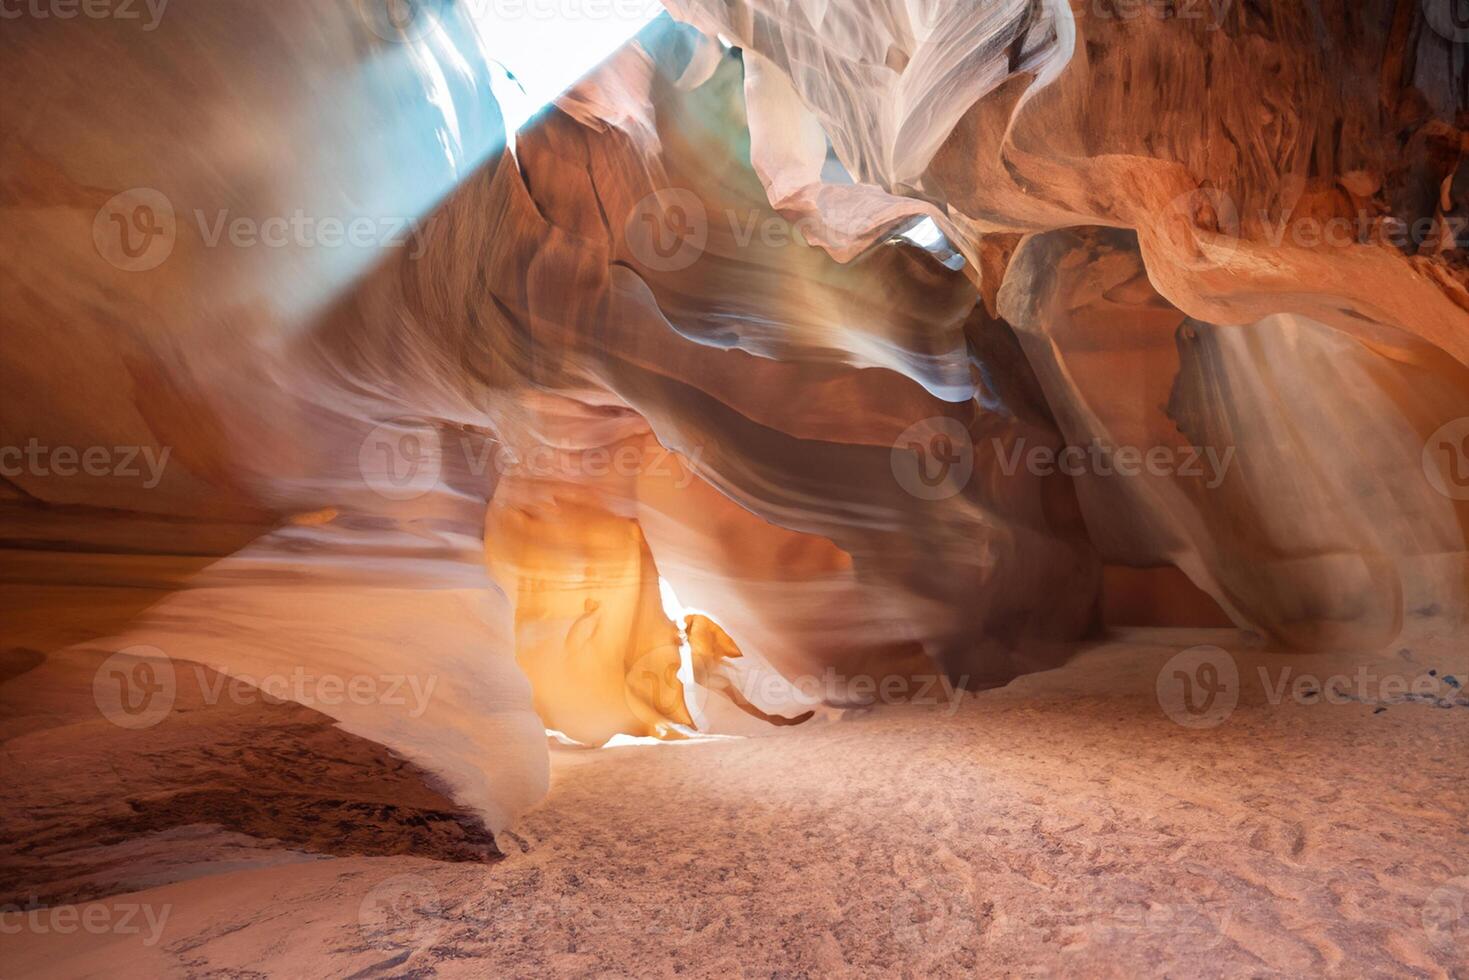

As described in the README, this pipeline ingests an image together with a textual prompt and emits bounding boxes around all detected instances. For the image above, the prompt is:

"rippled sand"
[3,629,1465,978]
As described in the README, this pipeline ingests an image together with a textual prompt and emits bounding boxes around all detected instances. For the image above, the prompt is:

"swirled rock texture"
[2,0,1467,861]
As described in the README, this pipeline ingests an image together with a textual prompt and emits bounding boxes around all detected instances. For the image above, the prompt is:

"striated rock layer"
[1,0,1467,835]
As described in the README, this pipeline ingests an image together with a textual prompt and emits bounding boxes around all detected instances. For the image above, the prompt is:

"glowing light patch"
[469,0,664,132]
[890,216,965,271]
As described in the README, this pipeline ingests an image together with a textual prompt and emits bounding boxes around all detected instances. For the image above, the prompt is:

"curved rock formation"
[2,0,1466,840]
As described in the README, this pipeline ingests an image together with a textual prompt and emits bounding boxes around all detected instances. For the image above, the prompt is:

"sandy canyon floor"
[2,628,1466,978]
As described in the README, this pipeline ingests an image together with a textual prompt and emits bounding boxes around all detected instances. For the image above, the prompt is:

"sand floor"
[3,629,1467,977]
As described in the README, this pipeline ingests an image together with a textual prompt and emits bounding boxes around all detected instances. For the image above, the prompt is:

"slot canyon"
[1,0,1467,976]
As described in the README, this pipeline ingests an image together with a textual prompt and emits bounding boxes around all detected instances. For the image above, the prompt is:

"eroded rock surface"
[2,0,1467,844]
